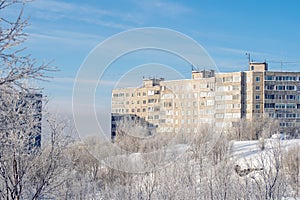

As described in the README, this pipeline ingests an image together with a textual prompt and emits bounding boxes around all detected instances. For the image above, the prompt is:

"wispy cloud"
[28,29,104,46]
[27,0,192,29]
[213,46,272,58]
[136,0,191,16]
[27,0,136,30]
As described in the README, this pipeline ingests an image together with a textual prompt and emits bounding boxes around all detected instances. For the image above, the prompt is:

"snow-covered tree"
[0,1,70,199]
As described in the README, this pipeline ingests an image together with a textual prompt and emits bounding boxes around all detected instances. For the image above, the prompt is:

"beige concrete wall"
[112,64,300,135]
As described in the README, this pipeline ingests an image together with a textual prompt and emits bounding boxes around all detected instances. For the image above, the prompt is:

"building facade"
[111,63,300,138]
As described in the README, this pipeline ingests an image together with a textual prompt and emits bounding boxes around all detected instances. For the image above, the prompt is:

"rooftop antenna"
[245,52,251,64]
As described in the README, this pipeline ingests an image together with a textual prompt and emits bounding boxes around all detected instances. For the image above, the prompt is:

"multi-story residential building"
[111,62,300,139]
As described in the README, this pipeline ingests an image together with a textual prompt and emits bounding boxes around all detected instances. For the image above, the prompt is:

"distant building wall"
[111,63,300,138]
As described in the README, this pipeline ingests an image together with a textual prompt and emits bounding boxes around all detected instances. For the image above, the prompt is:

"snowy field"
[231,138,300,169]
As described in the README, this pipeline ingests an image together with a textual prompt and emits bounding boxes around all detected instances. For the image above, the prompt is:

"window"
[148,99,155,103]
[226,104,232,109]
[256,95,260,100]
[265,94,274,99]
[233,76,240,82]
[143,100,146,104]
[225,113,232,118]
[256,86,260,91]
[233,113,240,118]
[233,94,240,100]
[232,85,240,90]
[193,102,197,107]
[276,94,285,100]
[164,102,171,107]
[216,104,225,109]
[223,77,233,82]
[277,86,285,90]
[207,100,214,105]
[233,104,241,109]
[256,77,260,82]
[287,95,295,100]
[160,119,166,123]
[215,113,224,118]
[287,104,296,109]
[256,104,260,109]
[276,76,296,81]
[266,76,274,81]
[265,103,275,108]
[265,85,275,90]
[276,76,283,81]
[275,103,285,109]
[286,85,295,91]
[148,90,154,95]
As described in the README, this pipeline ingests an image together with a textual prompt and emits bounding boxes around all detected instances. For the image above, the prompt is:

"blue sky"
[4,0,300,135]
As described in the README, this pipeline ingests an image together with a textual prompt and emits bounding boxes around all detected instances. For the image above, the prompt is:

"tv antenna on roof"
[245,52,251,64]
[267,60,300,71]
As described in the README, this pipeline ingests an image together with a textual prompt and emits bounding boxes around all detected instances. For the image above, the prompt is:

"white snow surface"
[231,138,300,169]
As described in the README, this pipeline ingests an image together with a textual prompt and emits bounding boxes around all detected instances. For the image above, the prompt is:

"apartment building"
[111,62,300,139]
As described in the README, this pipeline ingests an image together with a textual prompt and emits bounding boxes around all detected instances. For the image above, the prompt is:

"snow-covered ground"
[231,138,300,169]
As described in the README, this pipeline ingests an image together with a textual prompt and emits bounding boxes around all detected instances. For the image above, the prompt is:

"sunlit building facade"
[111,62,300,138]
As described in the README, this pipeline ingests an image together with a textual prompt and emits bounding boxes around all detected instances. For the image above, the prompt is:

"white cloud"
[136,0,191,16]
[28,30,103,46]
[27,0,136,30]
[213,46,272,58]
